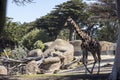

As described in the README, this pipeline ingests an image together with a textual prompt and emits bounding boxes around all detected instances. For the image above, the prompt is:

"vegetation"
[33,40,45,50]
[10,46,27,60]
[88,0,118,42]
[0,0,118,56]
[0,46,27,60]
[1,0,120,79]
[34,0,89,41]
[20,28,39,50]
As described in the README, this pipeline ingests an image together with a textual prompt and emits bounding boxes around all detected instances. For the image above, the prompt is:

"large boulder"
[70,40,82,56]
[27,49,43,57]
[44,41,53,50]
[44,39,74,65]
[100,41,116,55]
[25,60,39,75]
[39,57,61,73]
[0,65,7,75]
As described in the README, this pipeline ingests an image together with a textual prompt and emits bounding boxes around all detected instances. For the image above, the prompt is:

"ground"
[0,55,114,80]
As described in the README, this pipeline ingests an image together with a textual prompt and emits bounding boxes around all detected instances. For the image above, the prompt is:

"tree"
[110,0,120,79]
[97,20,118,42]
[20,28,49,50]
[0,17,35,50]
[0,0,34,36]
[12,0,34,5]
[0,0,35,51]
[87,0,118,41]
[0,0,7,37]
[34,0,89,41]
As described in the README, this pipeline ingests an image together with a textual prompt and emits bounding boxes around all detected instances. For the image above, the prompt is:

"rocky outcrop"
[26,39,74,74]
[34,39,74,73]
[0,65,7,75]
[44,39,74,65]
[70,40,82,56]
[25,60,39,75]
[39,57,61,73]
[27,49,43,57]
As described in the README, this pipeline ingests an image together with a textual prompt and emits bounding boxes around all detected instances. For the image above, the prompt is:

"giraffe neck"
[70,19,92,42]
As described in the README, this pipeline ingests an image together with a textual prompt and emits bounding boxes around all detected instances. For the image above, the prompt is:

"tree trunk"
[0,0,7,35]
[69,27,76,41]
[110,0,120,80]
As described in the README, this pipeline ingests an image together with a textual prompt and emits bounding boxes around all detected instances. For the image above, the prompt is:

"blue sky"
[6,0,95,23]
[6,0,70,23]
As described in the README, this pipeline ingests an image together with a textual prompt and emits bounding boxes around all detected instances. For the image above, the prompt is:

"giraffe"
[64,16,101,74]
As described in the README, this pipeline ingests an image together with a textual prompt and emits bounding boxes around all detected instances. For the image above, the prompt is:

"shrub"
[11,46,27,60]
[1,48,11,58]
[33,40,44,50]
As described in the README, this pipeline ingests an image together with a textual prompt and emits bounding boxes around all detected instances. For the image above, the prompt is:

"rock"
[27,49,43,57]
[99,41,116,55]
[0,65,7,75]
[100,41,115,51]
[70,40,82,56]
[25,60,39,75]
[37,39,74,73]
[44,39,74,65]
[44,42,53,49]
[42,57,60,64]
[40,60,61,73]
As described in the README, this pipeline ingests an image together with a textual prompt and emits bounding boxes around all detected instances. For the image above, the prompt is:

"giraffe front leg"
[82,49,92,74]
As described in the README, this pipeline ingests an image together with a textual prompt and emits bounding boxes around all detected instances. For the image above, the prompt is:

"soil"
[0,73,110,80]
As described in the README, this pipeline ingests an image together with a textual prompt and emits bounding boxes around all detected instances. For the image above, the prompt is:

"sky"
[6,0,95,23]
[6,0,70,23]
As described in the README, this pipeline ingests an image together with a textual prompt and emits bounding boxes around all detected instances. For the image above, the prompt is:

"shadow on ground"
[0,73,110,80]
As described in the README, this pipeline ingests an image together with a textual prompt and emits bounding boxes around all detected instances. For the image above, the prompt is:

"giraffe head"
[64,16,73,27]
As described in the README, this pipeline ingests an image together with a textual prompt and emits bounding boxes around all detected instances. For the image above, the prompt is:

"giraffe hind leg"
[83,62,92,74]
[90,60,97,74]
[90,53,98,74]
[97,50,101,74]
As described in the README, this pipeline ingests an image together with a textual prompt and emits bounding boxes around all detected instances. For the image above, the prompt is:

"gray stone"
[70,40,82,56]
[25,60,39,75]
[0,65,7,75]
[43,39,74,66]
[27,49,43,57]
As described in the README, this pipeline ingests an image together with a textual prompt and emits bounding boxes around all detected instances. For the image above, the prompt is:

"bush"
[20,28,49,50]
[33,40,44,50]
[11,46,27,60]
[1,48,11,58]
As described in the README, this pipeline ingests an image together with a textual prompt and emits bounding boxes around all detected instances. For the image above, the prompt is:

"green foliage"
[11,46,27,60]
[1,48,11,58]
[33,40,44,50]
[4,22,23,43]
[20,28,48,50]
[20,28,40,50]
[34,0,89,40]
[1,18,34,49]
[88,0,118,42]
[57,29,69,40]
[96,21,118,42]
[0,46,27,60]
